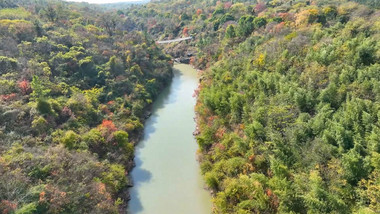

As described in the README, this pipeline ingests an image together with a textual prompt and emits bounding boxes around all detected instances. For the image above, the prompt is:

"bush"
[0,56,17,74]
[101,164,127,194]
[204,171,219,191]
[225,25,236,39]
[15,202,37,214]
[36,99,52,115]
[253,17,267,29]
[61,130,81,149]
[31,116,49,134]
[237,15,255,37]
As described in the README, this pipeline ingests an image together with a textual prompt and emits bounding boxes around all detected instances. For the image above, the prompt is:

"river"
[128,64,212,214]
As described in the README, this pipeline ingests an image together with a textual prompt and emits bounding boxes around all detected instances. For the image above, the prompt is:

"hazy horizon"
[65,0,145,4]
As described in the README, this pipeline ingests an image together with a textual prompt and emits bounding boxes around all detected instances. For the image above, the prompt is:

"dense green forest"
[0,0,172,213]
[1,0,379,213]
[123,0,379,213]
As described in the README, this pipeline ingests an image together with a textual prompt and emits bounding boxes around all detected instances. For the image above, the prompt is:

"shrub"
[61,130,81,149]
[31,116,49,134]
[15,202,37,214]
[36,99,52,115]
[0,56,17,74]
[205,171,219,191]
[101,164,127,194]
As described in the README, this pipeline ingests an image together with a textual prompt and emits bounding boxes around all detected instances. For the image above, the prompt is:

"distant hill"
[101,0,150,9]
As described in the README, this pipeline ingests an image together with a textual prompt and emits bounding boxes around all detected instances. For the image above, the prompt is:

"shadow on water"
[128,156,152,213]
[154,68,183,110]
[133,157,153,185]
[128,68,183,213]
[135,69,183,150]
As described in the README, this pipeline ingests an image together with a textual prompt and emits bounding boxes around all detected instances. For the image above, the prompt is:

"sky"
[65,0,143,4]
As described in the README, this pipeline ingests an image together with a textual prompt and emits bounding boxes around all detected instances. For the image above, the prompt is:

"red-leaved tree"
[18,80,31,95]
[183,27,189,36]
[98,119,117,137]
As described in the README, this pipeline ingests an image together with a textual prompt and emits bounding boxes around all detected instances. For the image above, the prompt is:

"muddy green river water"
[128,64,212,214]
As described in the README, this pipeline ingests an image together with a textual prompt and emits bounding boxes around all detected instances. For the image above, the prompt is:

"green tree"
[342,149,371,185]
[101,164,127,194]
[36,99,52,115]
[253,17,267,29]
[225,25,236,39]
[238,15,255,37]
[0,56,17,74]
[30,76,50,100]
[61,130,81,150]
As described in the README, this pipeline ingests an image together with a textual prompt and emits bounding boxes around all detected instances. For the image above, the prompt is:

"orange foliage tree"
[98,119,117,137]
[183,27,189,36]
[18,80,31,95]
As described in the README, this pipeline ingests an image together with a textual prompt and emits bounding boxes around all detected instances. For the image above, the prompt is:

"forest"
[123,0,379,213]
[0,0,172,213]
[0,0,379,213]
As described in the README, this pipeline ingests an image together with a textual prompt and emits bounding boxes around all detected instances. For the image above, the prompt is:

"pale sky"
[65,0,143,4]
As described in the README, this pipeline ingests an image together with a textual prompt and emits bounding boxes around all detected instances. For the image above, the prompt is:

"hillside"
[123,0,380,213]
[0,0,172,213]
[0,0,379,213]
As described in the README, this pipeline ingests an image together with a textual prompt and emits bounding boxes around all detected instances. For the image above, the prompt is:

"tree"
[36,99,52,115]
[303,170,345,213]
[253,17,267,29]
[42,4,57,22]
[238,15,255,37]
[225,25,236,39]
[255,2,267,14]
[33,19,42,37]
[98,120,117,137]
[61,130,81,149]
[196,9,202,16]
[101,164,127,194]
[30,76,50,100]
[245,121,265,141]
[98,13,118,36]
[108,56,124,75]
[18,80,30,95]
[204,171,219,191]
[183,27,189,36]
[112,130,129,148]
[342,149,371,185]
[0,56,17,74]
[355,39,376,66]
[15,202,38,214]
[31,116,49,134]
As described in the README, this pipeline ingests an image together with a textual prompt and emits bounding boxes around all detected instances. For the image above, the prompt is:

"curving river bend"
[128,64,212,214]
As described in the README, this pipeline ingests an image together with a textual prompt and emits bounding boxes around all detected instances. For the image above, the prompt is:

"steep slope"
[124,0,380,213]
[0,0,172,213]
